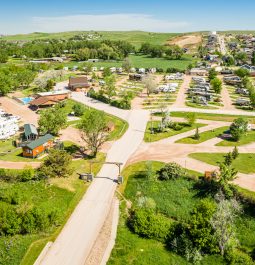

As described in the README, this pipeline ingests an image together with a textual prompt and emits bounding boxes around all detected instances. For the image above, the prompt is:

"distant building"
[68,76,90,92]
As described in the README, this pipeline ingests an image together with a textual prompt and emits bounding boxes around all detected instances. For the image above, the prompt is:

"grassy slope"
[216,130,255,147]
[3,31,180,47]
[176,126,229,144]
[189,153,255,174]
[19,153,105,265]
[144,121,206,142]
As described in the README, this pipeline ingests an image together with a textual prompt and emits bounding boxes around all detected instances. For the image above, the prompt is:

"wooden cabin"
[22,134,54,158]
[68,77,90,92]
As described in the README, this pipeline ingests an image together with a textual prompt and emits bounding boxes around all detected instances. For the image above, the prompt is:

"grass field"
[3,31,180,47]
[64,99,128,141]
[154,111,255,123]
[189,153,255,174]
[110,161,255,264]
[216,130,255,147]
[176,126,229,144]
[62,54,195,72]
[144,121,206,142]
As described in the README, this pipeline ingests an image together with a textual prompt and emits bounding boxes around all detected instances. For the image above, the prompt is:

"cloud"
[32,13,189,33]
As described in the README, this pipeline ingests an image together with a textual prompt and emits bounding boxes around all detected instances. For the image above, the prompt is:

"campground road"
[40,93,149,265]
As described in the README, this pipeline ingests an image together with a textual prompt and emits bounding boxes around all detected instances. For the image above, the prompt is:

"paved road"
[40,93,149,265]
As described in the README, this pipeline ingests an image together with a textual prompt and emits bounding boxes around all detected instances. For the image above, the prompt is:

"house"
[23,124,38,141]
[68,77,90,92]
[30,90,70,109]
[22,134,54,158]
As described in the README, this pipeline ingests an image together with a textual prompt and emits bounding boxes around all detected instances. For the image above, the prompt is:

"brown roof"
[69,76,88,86]
[30,96,60,106]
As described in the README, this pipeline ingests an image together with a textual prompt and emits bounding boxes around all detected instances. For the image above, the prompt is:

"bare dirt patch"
[167,34,202,50]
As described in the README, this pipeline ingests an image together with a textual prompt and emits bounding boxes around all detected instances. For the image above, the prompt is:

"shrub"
[225,249,253,265]
[0,205,21,235]
[232,146,239,160]
[157,163,184,181]
[129,208,172,241]
[72,103,86,117]
[110,99,131,110]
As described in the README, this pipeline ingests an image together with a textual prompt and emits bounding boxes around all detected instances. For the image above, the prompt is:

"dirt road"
[172,75,191,108]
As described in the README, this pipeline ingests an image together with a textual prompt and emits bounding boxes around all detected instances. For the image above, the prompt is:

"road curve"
[40,93,149,265]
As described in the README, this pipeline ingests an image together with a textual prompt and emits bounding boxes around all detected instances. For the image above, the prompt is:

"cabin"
[23,124,38,141]
[22,134,54,158]
[30,90,70,109]
[68,77,90,92]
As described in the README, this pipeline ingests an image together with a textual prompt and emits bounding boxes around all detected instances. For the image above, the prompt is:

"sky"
[1,0,255,35]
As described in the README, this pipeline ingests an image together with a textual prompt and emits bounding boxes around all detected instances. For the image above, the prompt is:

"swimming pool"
[18,97,34,105]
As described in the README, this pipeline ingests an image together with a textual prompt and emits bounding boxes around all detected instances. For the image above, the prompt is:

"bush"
[157,163,184,181]
[169,122,184,131]
[0,205,21,235]
[225,249,254,265]
[72,103,86,117]
[129,208,172,241]
[110,99,131,110]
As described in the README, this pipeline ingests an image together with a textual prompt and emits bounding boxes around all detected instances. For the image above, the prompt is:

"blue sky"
[1,0,255,34]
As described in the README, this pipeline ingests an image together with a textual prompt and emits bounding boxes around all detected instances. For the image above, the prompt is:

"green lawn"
[63,99,128,141]
[176,126,229,144]
[216,130,255,146]
[153,111,255,123]
[189,153,255,174]
[18,153,105,265]
[144,121,206,142]
[0,139,16,153]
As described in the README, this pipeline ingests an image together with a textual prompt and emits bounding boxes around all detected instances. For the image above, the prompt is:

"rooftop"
[25,134,54,150]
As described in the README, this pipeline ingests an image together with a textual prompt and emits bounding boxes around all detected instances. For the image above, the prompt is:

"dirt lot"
[167,34,202,50]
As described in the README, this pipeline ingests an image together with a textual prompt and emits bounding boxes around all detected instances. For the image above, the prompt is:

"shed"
[68,77,90,92]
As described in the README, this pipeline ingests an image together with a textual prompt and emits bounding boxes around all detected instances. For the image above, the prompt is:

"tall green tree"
[38,106,67,135]
[211,78,222,94]
[79,109,108,157]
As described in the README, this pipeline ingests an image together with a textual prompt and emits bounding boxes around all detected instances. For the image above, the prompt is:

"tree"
[232,146,239,160]
[235,52,247,64]
[234,68,250,78]
[230,118,248,141]
[17,68,36,88]
[104,75,116,101]
[122,57,132,73]
[217,163,238,197]
[157,163,184,181]
[142,74,157,97]
[210,194,242,256]
[252,51,255,66]
[194,127,200,140]
[0,50,8,63]
[103,67,112,78]
[38,106,67,135]
[211,78,222,94]
[224,152,233,166]
[186,113,196,126]
[189,199,218,253]
[0,74,12,95]
[39,149,73,178]
[79,109,108,157]
[208,68,217,81]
